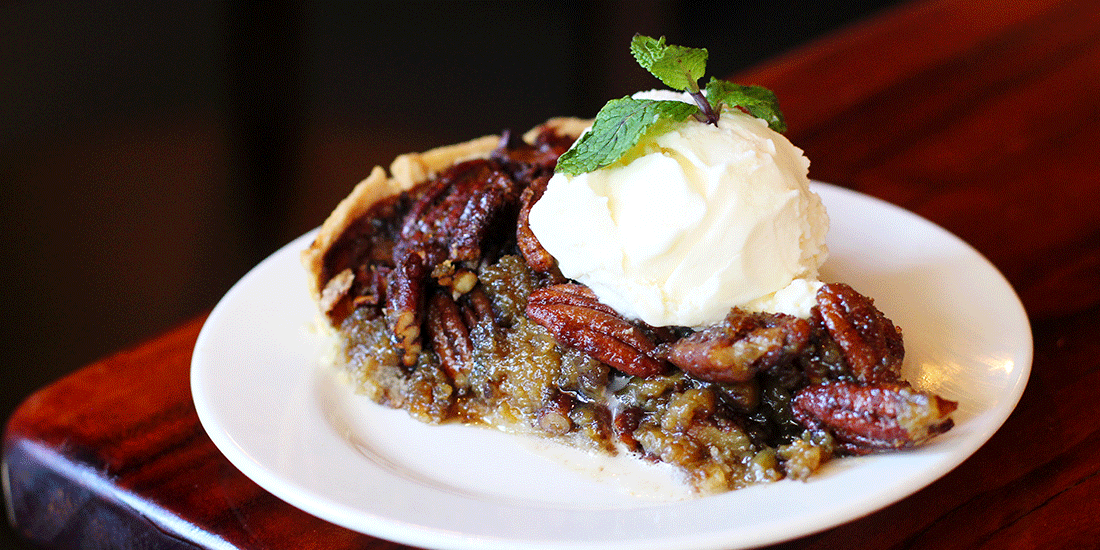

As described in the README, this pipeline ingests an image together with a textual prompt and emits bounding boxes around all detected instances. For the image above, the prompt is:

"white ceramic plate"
[191,182,1032,550]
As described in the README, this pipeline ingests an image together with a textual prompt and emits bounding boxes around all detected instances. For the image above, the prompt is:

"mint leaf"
[704,79,787,133]
[630,35,708,93]
[555,98,699,175]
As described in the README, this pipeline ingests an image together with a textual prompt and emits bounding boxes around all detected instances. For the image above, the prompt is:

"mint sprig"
[630,34,719,125]
[555,35,787,175]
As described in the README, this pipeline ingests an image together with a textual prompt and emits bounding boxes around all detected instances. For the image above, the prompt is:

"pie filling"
[304,121,957,494]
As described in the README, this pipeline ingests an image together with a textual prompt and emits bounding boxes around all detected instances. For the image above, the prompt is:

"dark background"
[1,1,900,547]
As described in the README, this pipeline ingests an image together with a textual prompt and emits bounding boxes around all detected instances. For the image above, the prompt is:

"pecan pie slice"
[302,118,956,494]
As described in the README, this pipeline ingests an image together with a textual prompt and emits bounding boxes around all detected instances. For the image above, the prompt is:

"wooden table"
[6,0,1100,547]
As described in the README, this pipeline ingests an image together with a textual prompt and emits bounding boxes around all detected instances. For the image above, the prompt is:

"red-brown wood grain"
[5,0,1100,547]
[3,317,377,549]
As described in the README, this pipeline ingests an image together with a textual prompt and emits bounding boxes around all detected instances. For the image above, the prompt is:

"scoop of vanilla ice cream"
[528,92,829,328]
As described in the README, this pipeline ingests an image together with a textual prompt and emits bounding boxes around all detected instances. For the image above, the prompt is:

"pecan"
[791,380,958,454]
[526,284,668,377]
[387,257,428,366]
[448,168,518,262]
[461,286,497,330]
[516,174,557,273]
[425,291,473,382]
[668,309,811,383]
[500,126,574,274]
[528,282,619,315]
[797,307,852,384]
[536,389,574,436]
[385,159,519,365]
[397,160,518,264]
[816,283,905,384]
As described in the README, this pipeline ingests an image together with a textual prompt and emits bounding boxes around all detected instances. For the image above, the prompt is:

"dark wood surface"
[5,0,1100,547]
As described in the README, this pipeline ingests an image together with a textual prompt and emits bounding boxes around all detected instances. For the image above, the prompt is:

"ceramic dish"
[192,182,1032,550]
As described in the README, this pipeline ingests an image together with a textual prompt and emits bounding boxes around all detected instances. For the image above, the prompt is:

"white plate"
[191,182,1032,550]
